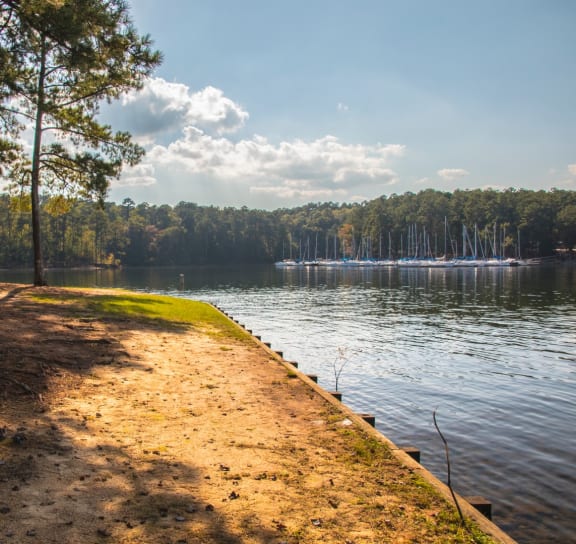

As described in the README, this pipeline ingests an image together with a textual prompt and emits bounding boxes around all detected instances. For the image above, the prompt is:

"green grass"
[30,289,248,340]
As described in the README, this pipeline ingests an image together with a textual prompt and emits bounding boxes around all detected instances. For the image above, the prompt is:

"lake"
[1,263,575,543]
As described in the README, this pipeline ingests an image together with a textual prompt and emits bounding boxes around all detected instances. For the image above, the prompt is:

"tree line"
[1,188,574,268]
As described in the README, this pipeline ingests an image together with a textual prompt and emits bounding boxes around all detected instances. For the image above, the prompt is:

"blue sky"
[102,0,575,209]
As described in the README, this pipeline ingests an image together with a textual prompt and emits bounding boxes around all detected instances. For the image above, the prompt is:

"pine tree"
[0,0,161,284]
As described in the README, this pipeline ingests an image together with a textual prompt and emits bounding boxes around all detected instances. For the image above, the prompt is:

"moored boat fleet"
[276,222,530,268]
[275,256,525,268]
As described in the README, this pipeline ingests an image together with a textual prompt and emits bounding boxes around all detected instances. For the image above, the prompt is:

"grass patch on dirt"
[29,289,248,340]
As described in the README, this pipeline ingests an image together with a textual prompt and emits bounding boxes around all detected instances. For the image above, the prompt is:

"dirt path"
[0,284,505,543]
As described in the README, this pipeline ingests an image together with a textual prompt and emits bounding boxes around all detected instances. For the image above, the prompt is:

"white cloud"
[437,168,470,181]
[146,130,403,199]
[568,164,576,176]
[119,78,249,137]
[337,102,349,112]
[183,86,249,134]
[113,163,157,187]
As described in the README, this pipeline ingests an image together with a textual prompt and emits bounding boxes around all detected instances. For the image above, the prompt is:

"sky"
[99,0,576,209]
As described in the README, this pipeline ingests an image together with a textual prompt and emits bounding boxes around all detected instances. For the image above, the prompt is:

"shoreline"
[218,304,517,544]
[0,283,516,543]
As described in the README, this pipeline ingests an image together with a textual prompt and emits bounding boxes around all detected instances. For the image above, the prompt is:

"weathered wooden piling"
[358,413,375,427]
[328,391,342,401]
[401,446,421,463]
[465,496,492,520]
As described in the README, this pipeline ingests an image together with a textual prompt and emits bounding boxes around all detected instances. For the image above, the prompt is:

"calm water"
[2,264,575,543]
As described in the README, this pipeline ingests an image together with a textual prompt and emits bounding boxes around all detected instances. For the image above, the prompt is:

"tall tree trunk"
[31,36,46,286]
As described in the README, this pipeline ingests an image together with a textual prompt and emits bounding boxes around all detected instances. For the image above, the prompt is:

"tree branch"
[433,409,468,528]
[0,104,34,122]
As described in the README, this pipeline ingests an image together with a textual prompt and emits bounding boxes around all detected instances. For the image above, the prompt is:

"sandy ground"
[0,283,504,544]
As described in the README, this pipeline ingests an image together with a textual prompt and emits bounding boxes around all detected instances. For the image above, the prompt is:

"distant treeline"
[1,188,575,267]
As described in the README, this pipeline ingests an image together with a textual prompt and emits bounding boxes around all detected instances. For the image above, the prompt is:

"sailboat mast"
[444,216,448,259]
[474,224,478,258]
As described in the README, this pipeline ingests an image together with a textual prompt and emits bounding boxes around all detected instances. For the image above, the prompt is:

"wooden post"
[328,391,342,401]
[465,496,492,520]
[358,413,375,427]
[401,446,421,463]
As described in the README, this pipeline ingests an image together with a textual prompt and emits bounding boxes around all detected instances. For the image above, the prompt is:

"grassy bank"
[30,289,248,340]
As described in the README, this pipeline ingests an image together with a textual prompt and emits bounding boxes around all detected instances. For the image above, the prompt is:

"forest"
[1,188,575,268]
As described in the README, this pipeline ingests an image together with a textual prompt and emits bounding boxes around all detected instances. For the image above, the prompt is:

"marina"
[274,257,526,268]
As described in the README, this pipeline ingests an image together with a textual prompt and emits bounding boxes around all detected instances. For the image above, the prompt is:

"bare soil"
[0,283,495,544]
